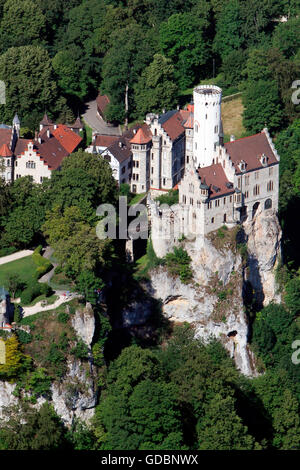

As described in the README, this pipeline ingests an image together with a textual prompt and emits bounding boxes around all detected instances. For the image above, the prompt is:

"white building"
[150,85,280,245]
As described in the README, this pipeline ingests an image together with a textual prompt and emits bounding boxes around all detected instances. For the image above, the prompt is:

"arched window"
[264,199,272,210]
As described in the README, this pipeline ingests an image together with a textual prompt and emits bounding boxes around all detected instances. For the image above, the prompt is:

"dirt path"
[22,293,79,317]
[0,250,34,266]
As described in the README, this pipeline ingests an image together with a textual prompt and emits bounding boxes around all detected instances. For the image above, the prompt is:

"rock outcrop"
[244,207,281,306]
[148,209,281,376]
[0,304,98,426]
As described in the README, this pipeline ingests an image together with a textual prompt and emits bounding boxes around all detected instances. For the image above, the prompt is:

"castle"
[148,85,280,255]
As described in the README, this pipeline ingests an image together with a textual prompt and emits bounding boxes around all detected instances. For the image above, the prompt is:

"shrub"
[20,283,43,305]
[57,312,69,324]
[32,246,52,280]
[54,266,63,275]
[71,340,89,360]
[16,330,32,344]
[165,246,193,284]
[155,189,179,206]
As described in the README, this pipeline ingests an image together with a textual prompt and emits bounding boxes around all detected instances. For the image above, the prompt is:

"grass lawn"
[129,193,147,206]
[222,96,246,142]
[0,255,37,290]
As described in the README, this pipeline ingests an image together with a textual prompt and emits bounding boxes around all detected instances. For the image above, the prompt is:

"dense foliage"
[0,0,298,127]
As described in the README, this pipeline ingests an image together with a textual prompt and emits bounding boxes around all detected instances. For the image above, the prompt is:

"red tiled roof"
[187,104,194,113]
[15,138,31,156]
[96,94,110,114]
[52,124,82,153]
[0,143,12,157]
[34,138,69,170]
[0,129,12,148]
[224,130,278,174]
[94,135,119,148]
[161,111,185,141]
[130,126,152,144]
[197,163,233,198]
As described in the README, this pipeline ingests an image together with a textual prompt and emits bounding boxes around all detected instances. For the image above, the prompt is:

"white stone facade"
[15,141,51,184]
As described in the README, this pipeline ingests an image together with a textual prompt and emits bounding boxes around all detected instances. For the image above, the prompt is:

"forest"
[0,0,300,452]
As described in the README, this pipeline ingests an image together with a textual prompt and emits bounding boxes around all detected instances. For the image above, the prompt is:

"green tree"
[0,402,66,450]
[272,389,300,449]
[5,273,21,299]
[272,16,300,58]
[242,79,283,134]
[213,0,243,60]
[75,270,104,304]
[159,12,210,90]
[197,394,255,450]
[0,46,58,123]
[102,23,157,124]
[134,54,178,118]
[0,0,46,52]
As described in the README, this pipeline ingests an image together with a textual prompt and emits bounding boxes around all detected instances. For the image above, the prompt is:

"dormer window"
[260,153,268,166]
[239,160,246,172]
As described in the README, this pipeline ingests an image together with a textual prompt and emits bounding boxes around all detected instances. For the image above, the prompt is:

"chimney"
[119,141,123,148]
[133,129,137,134]
[230,135,235,142]
[54,124,57,130]
[34,131,38,141]
[38,137,42,144]
[47,129,50,138]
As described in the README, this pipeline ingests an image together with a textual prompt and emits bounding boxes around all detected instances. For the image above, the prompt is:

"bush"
[20,283,43,305]
[57,312,69,324]
[0,246,17,257]
[155,189,179,206]
[54,266,63,275]
[71,340,89,360]
[32,246,52,280]
[165,246,193,284]
[16,330,32,344]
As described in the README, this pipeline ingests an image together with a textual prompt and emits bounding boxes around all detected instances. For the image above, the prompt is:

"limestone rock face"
[148,210,281,377]
[71,303,95,347]
[50,359,97,426]
[244,207,281,305]
[0,382,17,418]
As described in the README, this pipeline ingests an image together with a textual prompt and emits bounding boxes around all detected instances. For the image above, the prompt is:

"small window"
[211,217,214,223]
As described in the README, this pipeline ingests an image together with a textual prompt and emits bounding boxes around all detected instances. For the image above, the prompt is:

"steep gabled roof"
[159,110,185,141]
[224,130,279,174]
[71,117,83,129]
[197,163,234,198]
[106,137,131,164]
[52,124,82,153]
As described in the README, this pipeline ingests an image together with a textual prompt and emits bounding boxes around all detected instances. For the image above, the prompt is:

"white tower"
[193,85,222,168]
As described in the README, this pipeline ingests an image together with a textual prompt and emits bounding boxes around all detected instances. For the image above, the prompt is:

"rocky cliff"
[0,303,98,426]
[148,208,281,376]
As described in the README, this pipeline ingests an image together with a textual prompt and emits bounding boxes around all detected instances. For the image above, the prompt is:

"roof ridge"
[225,132,263,144]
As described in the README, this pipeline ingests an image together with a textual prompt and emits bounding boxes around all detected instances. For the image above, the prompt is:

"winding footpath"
[0,247,80,318]
[0,250,33,266]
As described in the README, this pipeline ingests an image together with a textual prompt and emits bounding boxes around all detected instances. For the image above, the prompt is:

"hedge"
[32,246,52,280]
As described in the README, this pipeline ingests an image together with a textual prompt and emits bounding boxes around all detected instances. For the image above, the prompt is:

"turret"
[193,85,222,168]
